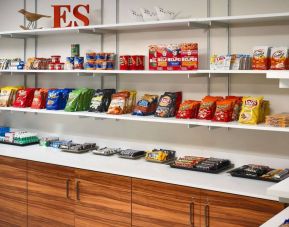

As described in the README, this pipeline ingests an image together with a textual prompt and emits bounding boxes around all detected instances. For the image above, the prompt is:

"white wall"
[1,0,289,167]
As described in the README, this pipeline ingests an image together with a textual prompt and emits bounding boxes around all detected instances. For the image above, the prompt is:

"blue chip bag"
[46,90,63,110]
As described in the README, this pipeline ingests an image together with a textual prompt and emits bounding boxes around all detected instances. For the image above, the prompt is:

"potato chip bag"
[239,96,264,124]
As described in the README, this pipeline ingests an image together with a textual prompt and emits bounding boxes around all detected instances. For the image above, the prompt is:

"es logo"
[52,4,90,28]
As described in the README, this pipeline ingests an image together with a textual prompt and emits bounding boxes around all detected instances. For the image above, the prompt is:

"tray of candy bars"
[0,140,40,147]
[228,164,289,183]
[118,149,146,160]
[60,143,98,154]
[145,149,176,164]
[92,147,121,156]
[170,156,233,174]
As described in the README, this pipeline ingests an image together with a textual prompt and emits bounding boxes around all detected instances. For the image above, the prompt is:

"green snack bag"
[65,90,82,112]
[76,88,87,111]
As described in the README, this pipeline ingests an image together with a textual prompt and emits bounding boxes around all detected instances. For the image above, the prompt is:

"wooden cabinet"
[27,161,75,227]
[200,190,284,227]
[0,156,27,227]
[132,178,201,227]
[74,170,132,227]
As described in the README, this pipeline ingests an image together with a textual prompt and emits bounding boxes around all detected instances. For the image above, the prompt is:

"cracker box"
[167,44,182,70]
[180,43,198,70]
[252,46,271,70]
[270,47,289,70]
[156,44,168,70]
[149,45,158,70]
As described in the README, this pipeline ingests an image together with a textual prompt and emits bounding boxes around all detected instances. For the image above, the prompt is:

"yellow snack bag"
[239,96,264,124]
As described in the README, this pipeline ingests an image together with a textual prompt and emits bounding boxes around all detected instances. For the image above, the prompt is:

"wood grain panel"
[132,178,201,227]
[27,161,75,227]
[0,156,27,227]
[75,170,131,227]
[200,190,284,227]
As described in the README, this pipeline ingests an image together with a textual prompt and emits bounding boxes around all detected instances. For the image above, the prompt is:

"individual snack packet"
[0,87,19,107]
[89,89,115,113]
[239,96,264,124]
[107,92,130,115]
[252,46,270,70]
[155,92,177,118]
[225,96,243,121]
[46,90,64,110]
[212,99,235,122]
[270,47,289,70]
[176,100,200,119]
[132,94,159,116]
[197,96,223,120]
[121,90,137,113]
[258,100,270,123]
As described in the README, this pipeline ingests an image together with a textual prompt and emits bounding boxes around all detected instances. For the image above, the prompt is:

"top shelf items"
[1,12,289,38]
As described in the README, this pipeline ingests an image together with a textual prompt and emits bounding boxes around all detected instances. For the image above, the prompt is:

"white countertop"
[267,177,289,200]
[0,144,279,201]
[261,206,289,227]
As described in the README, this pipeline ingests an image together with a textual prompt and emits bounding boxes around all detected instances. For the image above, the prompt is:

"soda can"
[71,44,80,57]
[120,55,130,70]
[129,55,138,70]
[137,55,145,70]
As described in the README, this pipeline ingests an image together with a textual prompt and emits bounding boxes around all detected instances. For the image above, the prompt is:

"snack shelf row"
[0,69,287,78]
[1,106,289,133]
[1,12,289,37]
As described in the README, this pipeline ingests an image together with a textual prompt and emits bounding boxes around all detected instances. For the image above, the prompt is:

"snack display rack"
[1,1,289,130]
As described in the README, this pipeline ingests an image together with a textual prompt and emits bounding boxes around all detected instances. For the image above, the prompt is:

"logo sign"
[52,4,90,28]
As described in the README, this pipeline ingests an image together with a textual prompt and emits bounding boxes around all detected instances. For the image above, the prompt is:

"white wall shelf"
[1,107,288,133]
[1,12,289,38]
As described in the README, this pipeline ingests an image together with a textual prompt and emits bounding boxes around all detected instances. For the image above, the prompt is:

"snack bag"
[132,94,158,116]
[225,96,243,121]
[212,100,234,122]
[89,89,115,112]
[64,89,82,112]
[155,93,177,118]
[258,100,270,123]
[46,90,64,110]
[197,96,223,120]
[107,92,129,115]
[0,87,19,107]
[31,89,48,109]
[252,46,270,70]
[239,96,264,124]
[13,88,36,108]
[176,100,200,119]
[270,47,289,70]
[210,54,217,70]
[180,43,198,70]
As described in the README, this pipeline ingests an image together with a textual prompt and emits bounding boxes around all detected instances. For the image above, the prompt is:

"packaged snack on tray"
[212,99,235,122]
[132,94,158,116]
[239,96,264,124]
[173,156,206,168]
[13,88,36,108]
[107,91,130,115]
[118,149,146,159]
[270,47,289,70]
[197,96,223,120]
[31,89,48,109]
[176,100,200,119]
[145,149,176,162]
[252,46,271,70]
[155,92,178,118]
[265,113,289,127]
[180,43,198,70]
[93,147,121,156]
[89,89,115,113]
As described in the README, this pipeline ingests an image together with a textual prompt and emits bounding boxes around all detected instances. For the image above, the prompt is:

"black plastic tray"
[0,141,39,147]
[146,158,176,164]
[92,151,118,156]
[228,169,289,183]
[170,163,234,174]
[61,148,92,154]
[118,154,146,160]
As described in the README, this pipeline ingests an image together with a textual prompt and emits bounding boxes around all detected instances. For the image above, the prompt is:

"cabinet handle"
[76,180,80,200]
[204,204,209,227]
[66,179,70,199]
[189,201,195,226]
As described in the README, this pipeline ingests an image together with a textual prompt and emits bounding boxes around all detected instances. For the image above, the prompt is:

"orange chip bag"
[239,96,263,124]
[270,47,289,70]
[252,46,270,70]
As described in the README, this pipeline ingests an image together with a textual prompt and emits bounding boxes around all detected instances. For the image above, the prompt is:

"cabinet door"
[200,190,284,227]
[75,170,131,227]
[27,161,75,227]
[0,156,27,227]
[132,178,201,227]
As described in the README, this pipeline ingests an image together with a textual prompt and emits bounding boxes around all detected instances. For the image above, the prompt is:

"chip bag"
[132,94,158,116]
[13,88,36,108]
[107,92,130,115]
[239,96,264,124]
[64,89,82,112]
[197,96,223,120]
[176,100,200,119]
[212,100,235,122]
[155,93,177,118]
[89,89,115,113]
[252,46,270,70]
[31,89,48,109]
[270,47,289,70]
